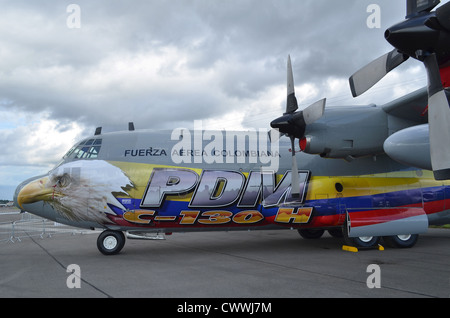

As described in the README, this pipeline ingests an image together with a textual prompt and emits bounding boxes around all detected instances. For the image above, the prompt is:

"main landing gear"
[298,228,419,249]
[97,230,126,255]
[382,234,419,248]
[344,234,419,249]
[343,224,419,249]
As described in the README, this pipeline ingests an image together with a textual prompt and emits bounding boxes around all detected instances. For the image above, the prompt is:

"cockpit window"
[63,139,102,160]
[83,139,95,146]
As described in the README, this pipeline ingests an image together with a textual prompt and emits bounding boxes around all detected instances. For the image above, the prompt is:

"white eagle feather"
[47,160,133,224]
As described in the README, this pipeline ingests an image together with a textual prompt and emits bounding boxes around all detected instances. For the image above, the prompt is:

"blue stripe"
[113,185,447,218]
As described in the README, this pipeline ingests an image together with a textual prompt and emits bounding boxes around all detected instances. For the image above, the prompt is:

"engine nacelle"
[300,106,388,160]
[383,124,431,170]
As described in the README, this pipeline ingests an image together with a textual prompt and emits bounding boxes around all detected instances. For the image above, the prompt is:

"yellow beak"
[17,176,53,209]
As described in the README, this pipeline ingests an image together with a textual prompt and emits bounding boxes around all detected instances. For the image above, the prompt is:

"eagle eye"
[56,174,71,188]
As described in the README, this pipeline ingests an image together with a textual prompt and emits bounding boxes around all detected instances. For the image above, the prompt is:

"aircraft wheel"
[346,235,381,248]
[382,234,419,248]
[343,221,381,248]
[298,229,325,239]
[97,230,125,255]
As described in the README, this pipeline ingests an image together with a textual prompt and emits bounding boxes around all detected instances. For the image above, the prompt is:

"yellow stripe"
[307,170,445,200]
[108,161,446,203]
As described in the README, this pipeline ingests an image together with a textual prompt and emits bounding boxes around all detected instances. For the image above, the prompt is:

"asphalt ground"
[0,225,449,300]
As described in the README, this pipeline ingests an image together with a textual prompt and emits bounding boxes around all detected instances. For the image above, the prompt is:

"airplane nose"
[13,183,22,210]
[14,175,50,210]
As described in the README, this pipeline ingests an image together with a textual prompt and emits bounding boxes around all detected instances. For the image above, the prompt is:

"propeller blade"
[286,55,298,114]
[436,1,450,31]
[302,98,326,125]
[349,49,409,97]
[423,53,450,180]
[290,136,301,198]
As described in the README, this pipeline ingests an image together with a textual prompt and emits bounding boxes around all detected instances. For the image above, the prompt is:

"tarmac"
[1,219,450,299]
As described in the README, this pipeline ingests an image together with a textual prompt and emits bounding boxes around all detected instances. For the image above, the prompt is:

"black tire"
[345,235,381,248]
[328,228,344,238]
[298,229,325,239]
[343,222,380,248]
[382,234,419,248]
[97,230,125,255]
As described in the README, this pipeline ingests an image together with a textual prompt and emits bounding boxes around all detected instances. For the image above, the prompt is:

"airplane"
[13,0,450,255]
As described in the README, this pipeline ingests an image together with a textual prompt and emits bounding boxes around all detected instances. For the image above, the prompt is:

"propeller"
[348,0,450,180]
[424,53,450,179]
[349,0,450,97]
[271,56,326,197]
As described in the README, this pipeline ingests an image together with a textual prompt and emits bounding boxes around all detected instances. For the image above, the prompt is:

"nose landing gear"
[97,230,126,255]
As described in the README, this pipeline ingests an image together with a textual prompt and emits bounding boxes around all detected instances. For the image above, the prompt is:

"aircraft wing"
[382,87,428,124]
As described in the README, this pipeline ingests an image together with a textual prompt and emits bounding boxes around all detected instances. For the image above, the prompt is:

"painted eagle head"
[18,160,133,224]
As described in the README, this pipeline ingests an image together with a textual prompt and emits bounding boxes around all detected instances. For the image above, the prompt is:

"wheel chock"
[342,245,359,252]
[342,244,385,252]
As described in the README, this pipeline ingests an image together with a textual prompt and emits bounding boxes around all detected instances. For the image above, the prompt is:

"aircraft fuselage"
[13,128,450,253]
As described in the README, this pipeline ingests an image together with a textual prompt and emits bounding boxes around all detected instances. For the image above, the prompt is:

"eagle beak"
[17,176,53,209]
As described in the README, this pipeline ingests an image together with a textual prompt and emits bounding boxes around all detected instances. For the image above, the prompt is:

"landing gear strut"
[97,230,126,255]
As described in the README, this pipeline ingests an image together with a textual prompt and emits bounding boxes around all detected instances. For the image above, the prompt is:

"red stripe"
[424,199,446,214]
[348,207,425,228]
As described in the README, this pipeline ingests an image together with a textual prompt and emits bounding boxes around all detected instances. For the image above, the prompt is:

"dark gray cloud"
[0,1,414,131]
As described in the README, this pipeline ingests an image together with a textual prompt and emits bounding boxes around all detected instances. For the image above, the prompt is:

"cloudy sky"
[0,0,434,199]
